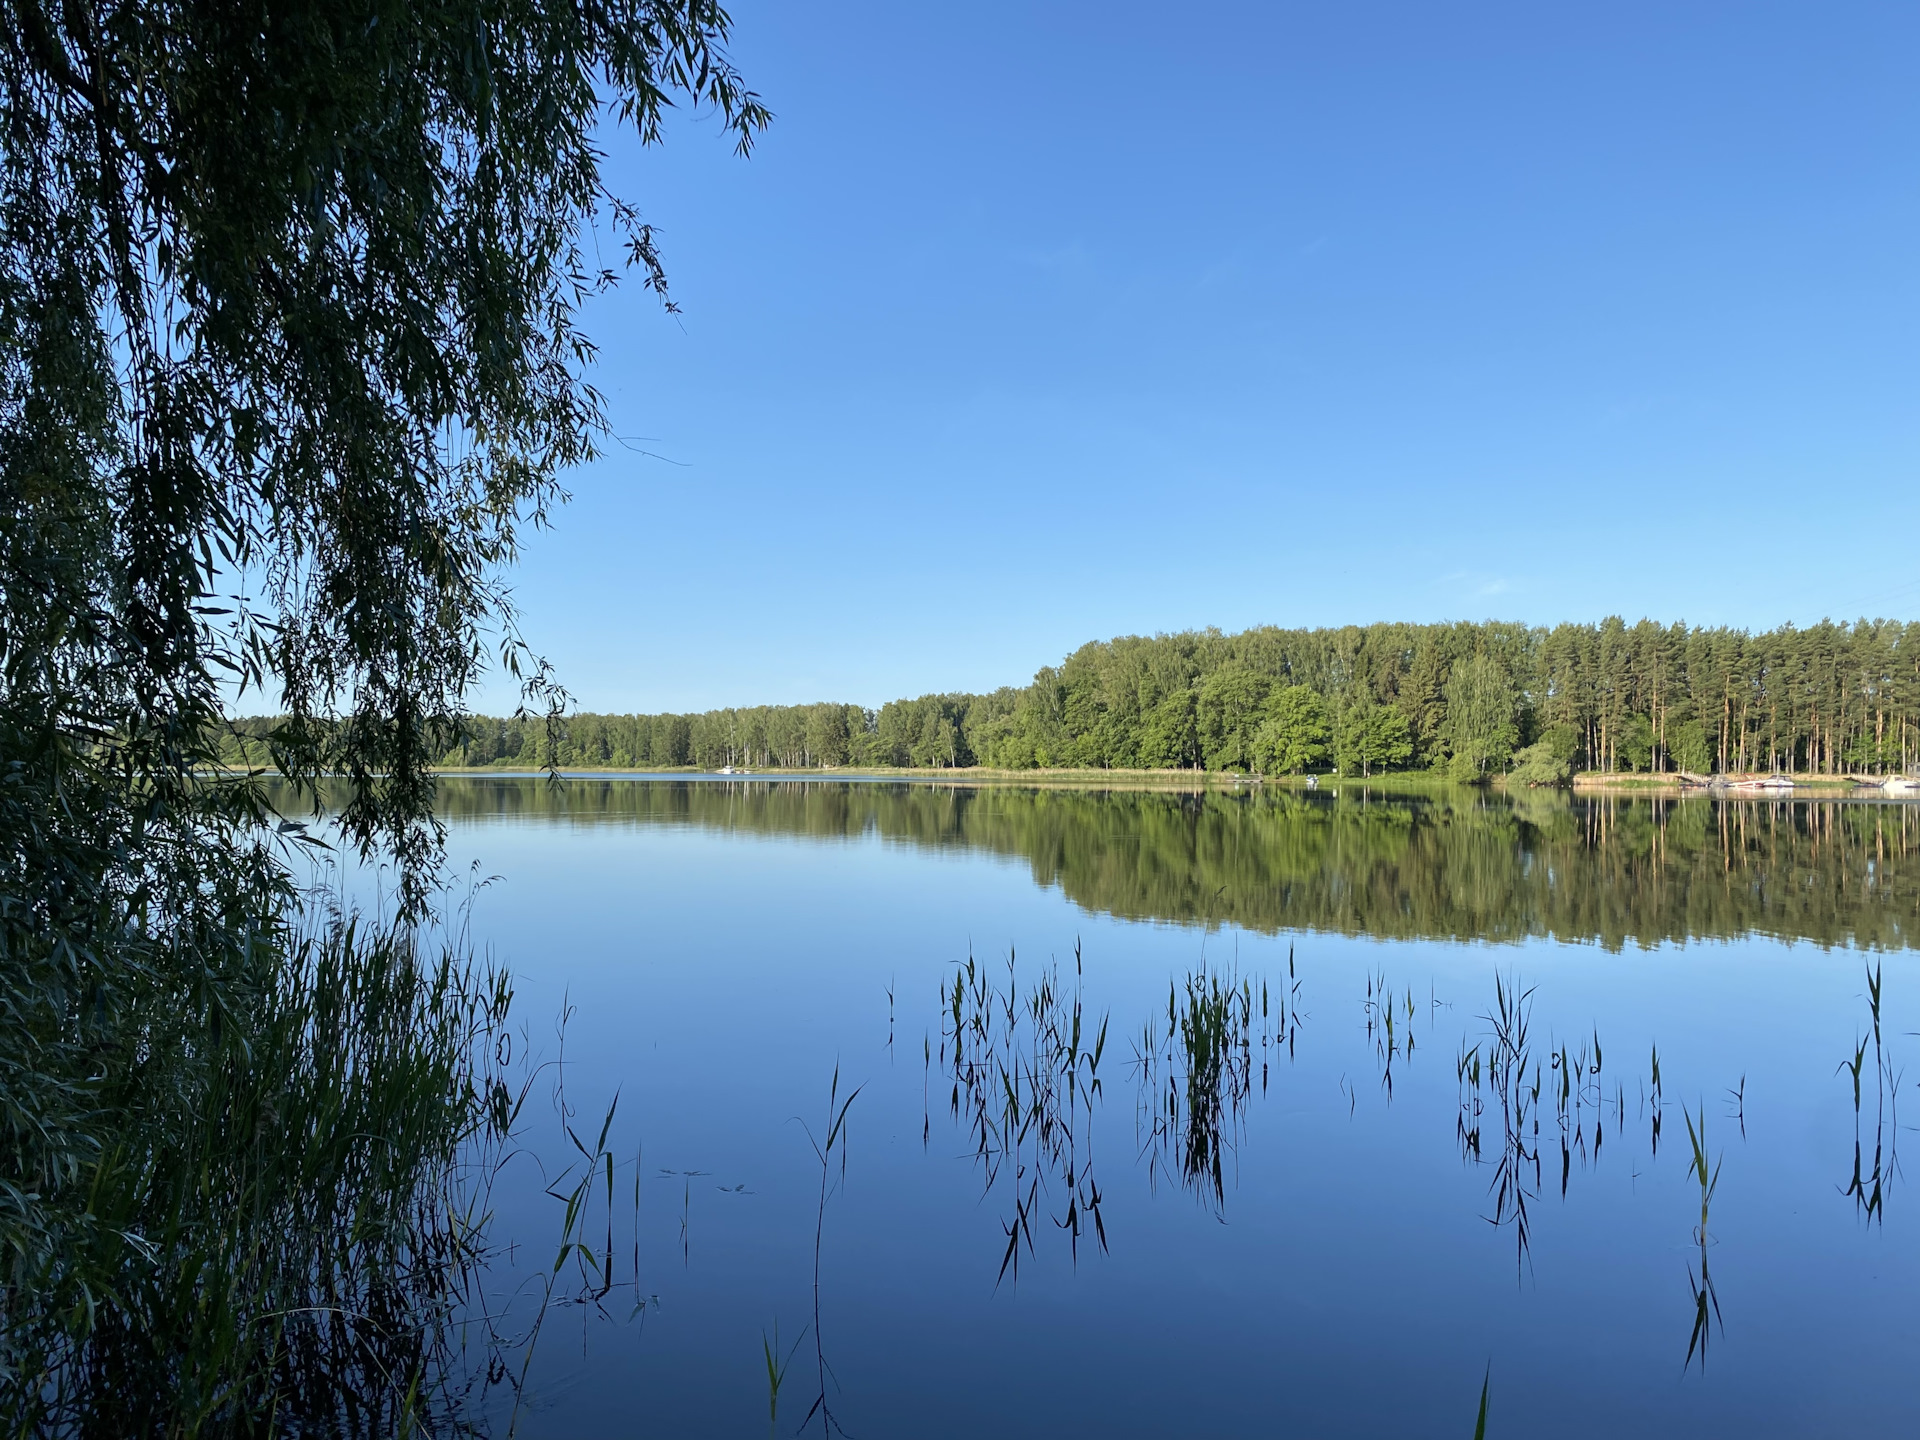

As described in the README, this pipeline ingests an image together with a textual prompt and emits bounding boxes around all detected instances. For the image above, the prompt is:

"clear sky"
[485,0,1920,714]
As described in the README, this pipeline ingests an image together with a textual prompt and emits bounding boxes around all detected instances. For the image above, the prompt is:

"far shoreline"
[422,764,1882,797]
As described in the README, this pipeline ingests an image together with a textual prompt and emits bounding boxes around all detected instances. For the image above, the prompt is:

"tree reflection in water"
[424,777,1920,952]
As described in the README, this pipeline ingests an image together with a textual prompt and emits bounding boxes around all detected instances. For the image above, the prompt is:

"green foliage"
[1843,727,1900,772]
[1197,664,1272,771]
[1666,718,1712,773]
[1336,702,1413,777]
[310,614,1920,780]
[1444,654,1519,782]
[1253,685,1332,775]
[1,0,768,882]
[6,915,513,1434]
[1539,722,1582,767]
[1138,689,1202,769]
[1617,713,1655,772]
[1508,740,1572,788]
[0,0,765,1421]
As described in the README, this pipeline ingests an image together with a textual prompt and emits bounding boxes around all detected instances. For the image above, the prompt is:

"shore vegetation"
[223,617,1920,784]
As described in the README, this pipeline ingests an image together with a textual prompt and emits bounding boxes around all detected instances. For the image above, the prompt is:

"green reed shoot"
[1841,1038,1868,1109]
[1682,1102,1723,1371]
[1135,959,1276,1209]
[943,945,1110,1278]
[762,1320,807,1440]
[3,908,524,1436]
[1471,974,1541,1275]
[505,1089,630,1434]
[799,1064,863,1437]
[1473,1364,1490,1439]
[1868,960,1883,1047]
[1365,970,1414,1094]
[1842,960,1898,1223]
[1683,1104,1721,1232]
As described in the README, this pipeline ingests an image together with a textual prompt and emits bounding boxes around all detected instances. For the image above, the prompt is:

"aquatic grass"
[1841,960,1901,1223]
[1649,1044,1666,1156]
[1134,956,1281,1209]
[1469,974,1541,1276]
[761,1321,805,1440]
[1540,1028,1612,1192]
[1682,1103,1724,1371]
[940,944,1109,1279]
[1455,1039,1485,1161]
[490,1088,635,1434]
[798,1065,861,1437]
[1841,1038,1868,1110]
[1363,972,1418,1097]
[3,906,520,1436]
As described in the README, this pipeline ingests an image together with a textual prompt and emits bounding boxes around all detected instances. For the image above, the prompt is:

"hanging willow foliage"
[0,2,764,1427]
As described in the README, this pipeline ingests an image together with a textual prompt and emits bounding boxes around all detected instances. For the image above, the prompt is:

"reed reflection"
[935,945,1109,1281]
[1130,953,1291,1208]
[1841,963,1900,1224]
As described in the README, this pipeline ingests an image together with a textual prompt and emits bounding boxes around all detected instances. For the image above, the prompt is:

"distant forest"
[220,618,1920,780]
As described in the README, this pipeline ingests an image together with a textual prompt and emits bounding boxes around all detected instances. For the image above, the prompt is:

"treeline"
[220,618,1920,778]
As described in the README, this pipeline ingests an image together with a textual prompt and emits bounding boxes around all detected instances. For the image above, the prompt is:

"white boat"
[1849,775,1919,794]
[1718,774,1794,793]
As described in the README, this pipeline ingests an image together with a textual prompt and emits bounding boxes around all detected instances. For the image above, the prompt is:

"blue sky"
[487,0,1920,713]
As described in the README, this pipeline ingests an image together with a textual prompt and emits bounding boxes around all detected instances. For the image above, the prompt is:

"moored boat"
[1718,773,1794,793]
[1847,775,1919,794]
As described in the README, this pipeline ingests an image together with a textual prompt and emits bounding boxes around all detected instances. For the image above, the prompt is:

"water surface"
[421,778,1920,1437]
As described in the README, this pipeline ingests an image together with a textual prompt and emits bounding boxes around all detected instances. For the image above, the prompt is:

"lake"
[407,777,1920,1437]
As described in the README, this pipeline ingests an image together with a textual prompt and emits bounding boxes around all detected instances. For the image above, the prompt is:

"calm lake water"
[399,777,1920,1437]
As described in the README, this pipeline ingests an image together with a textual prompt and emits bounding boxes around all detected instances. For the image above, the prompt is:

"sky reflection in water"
[413,779,1920,1437]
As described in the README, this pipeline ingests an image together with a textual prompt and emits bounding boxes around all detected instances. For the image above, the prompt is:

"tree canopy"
[272,616,1920,780]
[3,0,765,875]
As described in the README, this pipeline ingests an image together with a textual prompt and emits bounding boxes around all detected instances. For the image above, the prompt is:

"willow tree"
[1445,653,1519,782]
[0,0,764,1421]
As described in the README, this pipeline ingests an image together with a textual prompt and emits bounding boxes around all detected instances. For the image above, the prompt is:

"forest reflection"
[427,778,1920,950]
